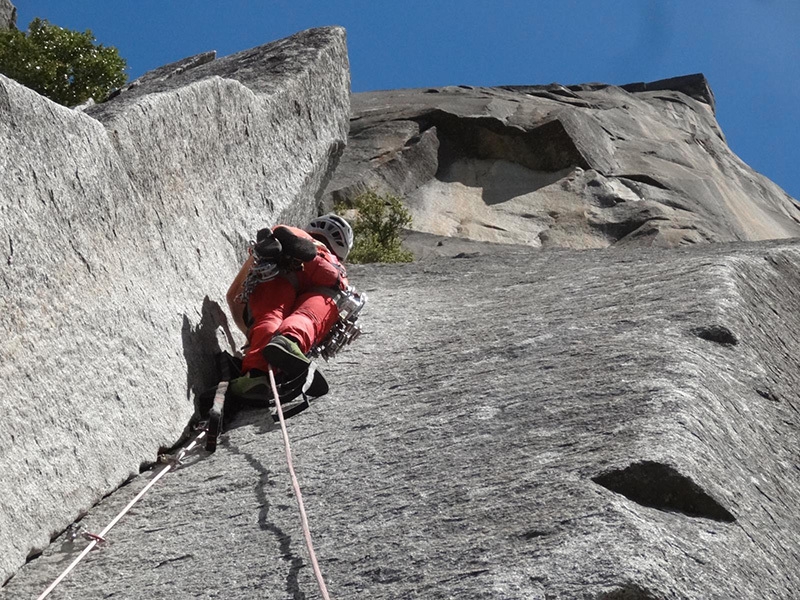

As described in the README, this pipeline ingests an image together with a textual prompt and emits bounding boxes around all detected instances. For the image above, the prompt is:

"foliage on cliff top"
[0,18,126,106]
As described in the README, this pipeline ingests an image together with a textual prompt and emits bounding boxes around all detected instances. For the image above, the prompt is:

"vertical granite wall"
[0,27,350,583]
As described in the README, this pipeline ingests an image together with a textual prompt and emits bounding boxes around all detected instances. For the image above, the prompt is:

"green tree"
[0,18,126,106]
[336,191,414,264]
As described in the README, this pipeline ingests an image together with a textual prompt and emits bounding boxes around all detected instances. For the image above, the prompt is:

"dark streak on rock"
[756,387,780,402]
[521,529,551,540]
[618,174,669,190]
[155,554,193,569]
[222,439,307,600]
[595,582,666,599]
[691,325,738,346]
[362,567,403,584]
[593,461,736,522]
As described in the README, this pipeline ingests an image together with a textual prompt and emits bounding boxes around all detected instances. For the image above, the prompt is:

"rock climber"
[223,213,354,403]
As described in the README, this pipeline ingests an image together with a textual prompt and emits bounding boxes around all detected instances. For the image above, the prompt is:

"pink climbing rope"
[38,376,330,598]
[268,367,332,600]
[37,430,207,600]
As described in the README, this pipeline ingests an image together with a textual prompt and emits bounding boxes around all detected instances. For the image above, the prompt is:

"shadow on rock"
[221,435,305,599]
[181,296,238,411]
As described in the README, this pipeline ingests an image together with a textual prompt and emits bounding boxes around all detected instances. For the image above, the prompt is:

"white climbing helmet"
[306,213,354,261]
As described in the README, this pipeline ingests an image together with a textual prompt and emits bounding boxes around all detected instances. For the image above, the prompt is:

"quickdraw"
[36,429,207,600]
[311,286,367,361]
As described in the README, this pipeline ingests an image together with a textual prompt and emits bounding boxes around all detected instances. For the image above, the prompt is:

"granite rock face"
[0,26,349,585]
[4,239,800,599]
[0,0,15,29]
[325,75,800,248]
[87,26,351,226]
[3,19,800,598]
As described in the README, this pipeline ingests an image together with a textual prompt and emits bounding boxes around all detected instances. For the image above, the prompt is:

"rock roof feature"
[325,75,800,249]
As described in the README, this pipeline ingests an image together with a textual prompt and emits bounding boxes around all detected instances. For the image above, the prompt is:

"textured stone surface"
[325,76,800,248]
[0,0,15,29]
[323,121,439,210]
[0,26,349,585]
[108,51,218,98]
[5,239,800,599]
[87,26,351,226]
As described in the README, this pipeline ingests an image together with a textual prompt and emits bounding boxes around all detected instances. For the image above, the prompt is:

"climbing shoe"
[303,364,329,398]
[263,334,310,378]
[227,371,272,406]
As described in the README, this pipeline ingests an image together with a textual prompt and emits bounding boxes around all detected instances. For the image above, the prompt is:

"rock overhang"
[325,74,800,250]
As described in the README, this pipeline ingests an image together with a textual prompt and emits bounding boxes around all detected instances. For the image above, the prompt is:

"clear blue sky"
[13,1,800,201]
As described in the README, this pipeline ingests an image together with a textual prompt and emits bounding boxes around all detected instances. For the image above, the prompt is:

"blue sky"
[13,1,800,201]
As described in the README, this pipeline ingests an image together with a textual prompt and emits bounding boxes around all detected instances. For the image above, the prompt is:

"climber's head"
[306,213,354,261]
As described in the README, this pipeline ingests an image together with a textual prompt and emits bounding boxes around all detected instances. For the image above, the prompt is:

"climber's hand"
[277,254,305,272]
[273,226,318,262]
[253,228,282,261]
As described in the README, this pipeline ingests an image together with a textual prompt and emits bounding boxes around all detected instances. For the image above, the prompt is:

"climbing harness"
[204,363,324,452]
[36,429,208,600]
[311,286,367,361]
[268,366,331,600]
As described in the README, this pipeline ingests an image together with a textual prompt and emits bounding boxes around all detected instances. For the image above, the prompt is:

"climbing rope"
[268,366,332,600]
[36,430,207,600]
[37,371,330,598]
